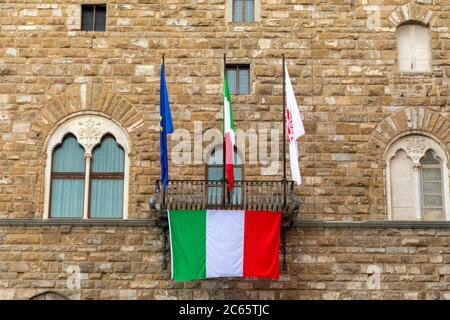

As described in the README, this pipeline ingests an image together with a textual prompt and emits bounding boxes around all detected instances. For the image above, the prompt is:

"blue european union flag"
[160,63,173,191]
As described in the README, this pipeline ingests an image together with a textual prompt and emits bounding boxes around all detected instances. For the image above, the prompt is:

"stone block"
[5,234,40,244]
[135,65,154,76]
[31,280,55,288]
[12,122,31,133]
[0,289,15,300]
[6,48,17,57]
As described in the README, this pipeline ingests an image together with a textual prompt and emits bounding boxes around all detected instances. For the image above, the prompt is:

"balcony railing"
[152,179,298,212]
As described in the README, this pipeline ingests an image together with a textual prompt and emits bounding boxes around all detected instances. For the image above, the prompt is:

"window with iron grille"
[232,0,255,23]
[225,64,250,95]
[81,4,107,31]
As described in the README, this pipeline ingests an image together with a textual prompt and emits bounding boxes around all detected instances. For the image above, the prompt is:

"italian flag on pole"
[168,210,281,281]
[223,72,235,192]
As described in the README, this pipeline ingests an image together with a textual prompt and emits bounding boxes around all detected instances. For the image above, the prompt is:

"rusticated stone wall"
[0,223,449,300]
[0,0,450,300]
[0,1,449,221]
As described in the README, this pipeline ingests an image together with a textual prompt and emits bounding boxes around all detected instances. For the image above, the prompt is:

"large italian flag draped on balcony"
[168,210,281,281]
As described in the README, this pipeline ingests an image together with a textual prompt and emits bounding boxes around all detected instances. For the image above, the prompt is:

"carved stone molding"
[367,107,450,165]
[47,114,130,156]
[405,136,428,165]
[76,119,103,155]
[386,134,445,166]
[388,2,435,28]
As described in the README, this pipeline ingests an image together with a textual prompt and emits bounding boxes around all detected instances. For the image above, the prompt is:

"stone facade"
[1,222,450,300]
[0,0,449,299]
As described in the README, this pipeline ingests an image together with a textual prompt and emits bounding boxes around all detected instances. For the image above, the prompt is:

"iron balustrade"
[153,179,296,212]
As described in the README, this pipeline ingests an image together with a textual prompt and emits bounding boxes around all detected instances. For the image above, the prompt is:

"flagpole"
[282,54,287,180]
[282,54,287,209]
[223,53,227,208]
[162,53,166,210]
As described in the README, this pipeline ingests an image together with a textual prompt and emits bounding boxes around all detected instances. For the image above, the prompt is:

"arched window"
[389,149,416,220]
[420,151,445,220]
[90,135,125,218]
[50,134,85,218]
[206,145,243,206]
[386,135,449,221]
[50,135,85,217]
[397,23,431,73]
[44,115,130,219]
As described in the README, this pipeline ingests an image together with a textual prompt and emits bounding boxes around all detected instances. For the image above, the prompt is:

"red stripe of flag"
[243,210,281,279]
[225,132,234,192]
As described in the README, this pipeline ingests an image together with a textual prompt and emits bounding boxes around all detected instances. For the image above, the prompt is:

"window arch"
[420,150,445,220]
[90,135,125,218]
[206,145,243,206]
[397,22,431,73]
[43,115,130,219]
[386,135,450,221]
[29,291,69,300]
[50,134,85,218]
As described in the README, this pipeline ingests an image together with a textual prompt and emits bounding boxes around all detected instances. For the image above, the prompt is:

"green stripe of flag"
[169,209,206,281]
[223,71,234,133]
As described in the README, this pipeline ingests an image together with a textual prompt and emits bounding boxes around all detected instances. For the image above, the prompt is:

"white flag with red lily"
[285,65,305,185]
[223,72,235,192]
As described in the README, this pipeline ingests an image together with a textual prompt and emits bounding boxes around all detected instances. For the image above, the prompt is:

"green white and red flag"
[168,210,281,281]
[223,72,235,192]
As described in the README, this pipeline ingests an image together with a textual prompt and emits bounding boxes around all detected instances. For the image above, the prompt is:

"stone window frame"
[388,2,435,75]
[43,114,130,220]
[226,0,261,23]
[385,134,450,221]
[225,63,251,95]
[81,3,107,32]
